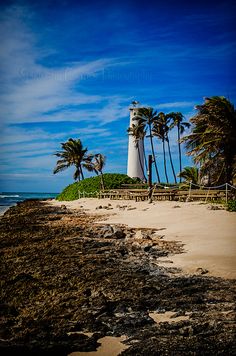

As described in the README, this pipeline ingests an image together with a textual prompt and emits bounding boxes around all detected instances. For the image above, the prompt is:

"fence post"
[226,183,228,204]
[186,181,192,202]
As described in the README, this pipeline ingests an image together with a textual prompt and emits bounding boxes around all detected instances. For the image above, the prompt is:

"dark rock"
[112,226,126,239]
[0,199,235,355]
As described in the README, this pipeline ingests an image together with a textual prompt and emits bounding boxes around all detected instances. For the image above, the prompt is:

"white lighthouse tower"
[127,106,145,180]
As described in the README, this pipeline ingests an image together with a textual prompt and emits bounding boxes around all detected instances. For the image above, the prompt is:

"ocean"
[0,192,58,215]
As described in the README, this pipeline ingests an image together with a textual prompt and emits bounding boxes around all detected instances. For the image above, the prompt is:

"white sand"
[49,198,236,279]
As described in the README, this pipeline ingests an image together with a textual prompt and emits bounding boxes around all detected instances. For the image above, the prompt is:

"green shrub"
[227,200,236,212]
[56,173,140,201]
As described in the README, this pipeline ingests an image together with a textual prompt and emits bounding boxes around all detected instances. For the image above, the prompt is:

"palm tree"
[135,107,161,183]
[53,138,88,181]
[178,166,199,187]
[152,114,169,183]
[153,112,177,183]
[181,96,236,185]
[83,153,106,189]
[168,112,190,183]
[127,123,147,182]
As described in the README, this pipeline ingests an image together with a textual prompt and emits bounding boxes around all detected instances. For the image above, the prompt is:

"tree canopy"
[182,96,236,185]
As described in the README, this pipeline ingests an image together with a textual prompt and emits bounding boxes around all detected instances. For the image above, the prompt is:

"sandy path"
[49,198,236,279]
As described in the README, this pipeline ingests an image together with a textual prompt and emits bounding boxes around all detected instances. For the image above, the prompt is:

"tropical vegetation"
[168,112,190,182]
[177,166,199,187]
[53,138,89,181]
[53,138,106,187]
[129,106,190,184]
[82,153,106,190]
[128,96,235,186]
[54,96,236,195]
[56,173,141,201]
[134,107,161,183]
[227,200,236,212]
[182,96,236,185]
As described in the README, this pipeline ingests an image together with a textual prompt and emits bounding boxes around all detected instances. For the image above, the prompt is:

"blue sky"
[0,0,235,192]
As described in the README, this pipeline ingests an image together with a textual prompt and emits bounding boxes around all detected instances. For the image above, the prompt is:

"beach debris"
[134,230,151,240]
[196,267,209,275]
[96,205,113,210]
[127,207,137,211]
[173,205,181,208]
[207,205,223,210]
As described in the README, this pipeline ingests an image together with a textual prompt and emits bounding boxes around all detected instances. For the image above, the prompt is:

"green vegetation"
[56,173,140,201]
[130,106,190,184]
[178,166,199,188]
[129,97,235,186]
[82,153,106,190]
[53,138,106,183]
[53,138,89,181]
[182,96,236,185]
[227,200,236,212]
[134,107,161,183]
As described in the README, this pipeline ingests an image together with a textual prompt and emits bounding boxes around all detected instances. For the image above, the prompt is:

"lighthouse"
[127,107,145,180]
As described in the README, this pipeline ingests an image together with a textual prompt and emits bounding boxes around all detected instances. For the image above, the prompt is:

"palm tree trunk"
[142,139,148,171]
[80,165,84,180]
[167,137,177,184]
[148,123,160,183]
[178,125,182,183]
[100,172,105,190]
[137,141,147,182]
[75,165,81,181]
[162,139,169,183]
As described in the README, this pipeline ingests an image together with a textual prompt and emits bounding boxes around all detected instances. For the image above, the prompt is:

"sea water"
[0,192,58,215]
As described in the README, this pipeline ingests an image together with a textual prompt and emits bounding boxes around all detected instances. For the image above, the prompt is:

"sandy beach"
[49,198,236,279]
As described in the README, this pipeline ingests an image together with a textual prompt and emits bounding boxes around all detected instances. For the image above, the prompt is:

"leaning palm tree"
[127,123,147,182]
[168,112,190,183]
[83,153,106,189]
[181,96,236,185]
[135,107,161,183]
[53,138,88,181]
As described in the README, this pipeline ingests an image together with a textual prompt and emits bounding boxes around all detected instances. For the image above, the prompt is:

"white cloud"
[0,125,111,146]
[0,5,128,126]
[156,101,195,110]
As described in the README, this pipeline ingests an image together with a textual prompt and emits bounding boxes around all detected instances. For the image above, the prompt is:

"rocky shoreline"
[1,200,235,355]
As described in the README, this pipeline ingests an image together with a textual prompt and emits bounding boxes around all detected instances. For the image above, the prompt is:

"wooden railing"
[98,188,228,202]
